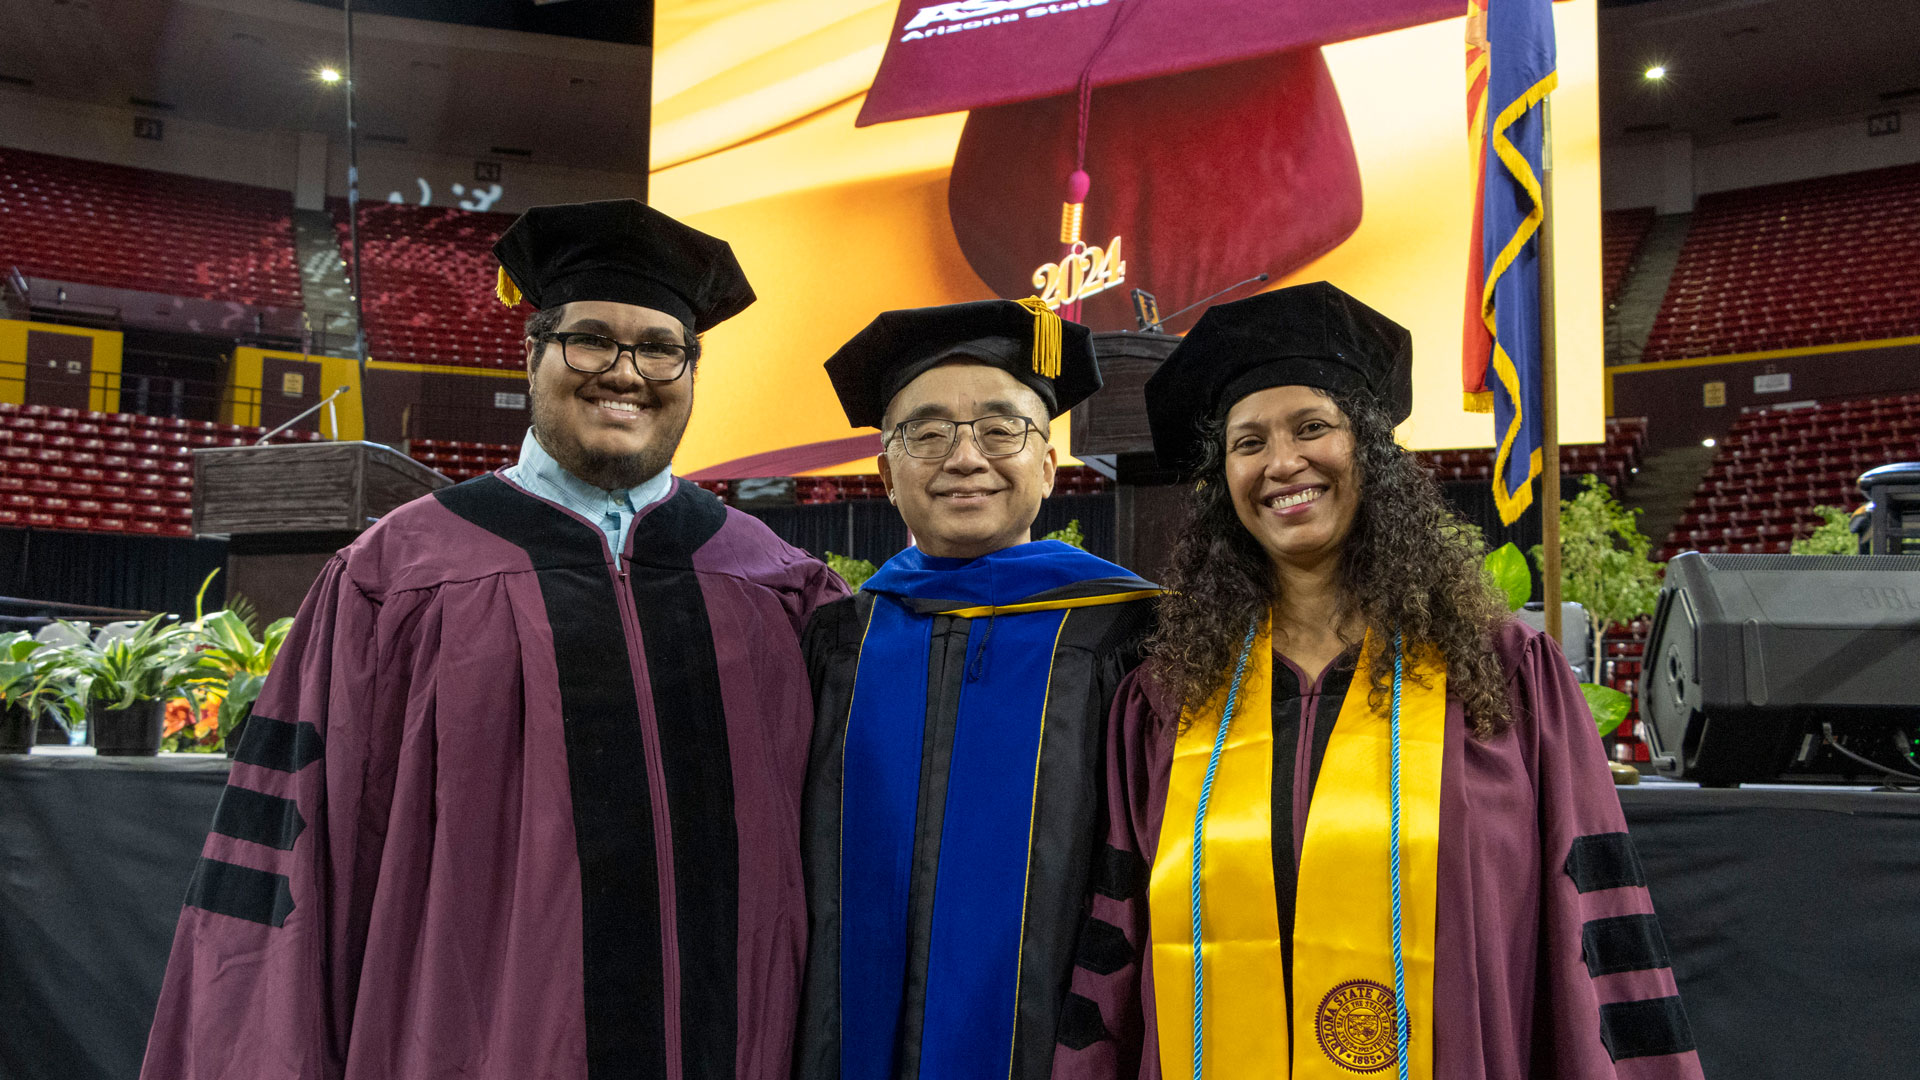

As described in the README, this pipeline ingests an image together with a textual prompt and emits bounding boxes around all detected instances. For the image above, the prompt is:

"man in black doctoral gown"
[797,300,1158,1080]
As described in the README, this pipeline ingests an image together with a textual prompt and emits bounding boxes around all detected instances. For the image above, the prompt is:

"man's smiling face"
[525,299,694,490]
[877,361,1057,560]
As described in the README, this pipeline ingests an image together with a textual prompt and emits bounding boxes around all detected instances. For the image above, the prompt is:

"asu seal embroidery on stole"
[1315,979,1400,1073]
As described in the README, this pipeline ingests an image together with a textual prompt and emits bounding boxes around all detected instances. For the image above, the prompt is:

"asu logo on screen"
[899,0,1117,42]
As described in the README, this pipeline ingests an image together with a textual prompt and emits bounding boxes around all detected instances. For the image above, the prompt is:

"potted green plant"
[1528,478,1664,659]
[188,600,293,755]
[38,616,219,756]
[1483,533,1649,785]
[1791,505,1859,555]
[0,631,47,754]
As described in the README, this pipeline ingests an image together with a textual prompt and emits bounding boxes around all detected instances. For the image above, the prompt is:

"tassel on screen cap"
[496,266,523,309]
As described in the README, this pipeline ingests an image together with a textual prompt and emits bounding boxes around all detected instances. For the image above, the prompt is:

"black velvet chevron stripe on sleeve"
[1074,918,1133,976]
[1598,995,1696,1061]
[230,715,325,773]
[184,858,296,927]
[1093,844,1147,901]
[1563,831,1647,893]
[1056,993,1113,1051]
[209,785,307,851]
[1581,914,1673,977]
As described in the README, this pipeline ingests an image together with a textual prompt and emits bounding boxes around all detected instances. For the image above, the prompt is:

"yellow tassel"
[1016,296,1062,379]
[1060,201,1084,245]
[495,266,522,308]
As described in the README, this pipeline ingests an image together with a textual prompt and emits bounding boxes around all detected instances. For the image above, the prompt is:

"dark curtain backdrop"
[743,493,1118,566]
[1440,480,1548,600]
[4,760,1910,1080]
[745,484,1534,590]
[0,530,227,619]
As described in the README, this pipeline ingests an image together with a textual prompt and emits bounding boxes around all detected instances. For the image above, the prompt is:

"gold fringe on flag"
[1015,296,1062,379]
[495,266,523,309]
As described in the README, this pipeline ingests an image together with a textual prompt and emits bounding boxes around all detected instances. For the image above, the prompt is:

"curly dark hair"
[1144,386,1514,738]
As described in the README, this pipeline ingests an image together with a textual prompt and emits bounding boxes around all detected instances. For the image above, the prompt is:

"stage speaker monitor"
[1641,552,1920,787]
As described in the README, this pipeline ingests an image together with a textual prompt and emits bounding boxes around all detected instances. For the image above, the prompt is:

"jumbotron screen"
[649,0,1601,477]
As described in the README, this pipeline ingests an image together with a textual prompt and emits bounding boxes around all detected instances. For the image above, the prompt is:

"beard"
[528,378,690,491]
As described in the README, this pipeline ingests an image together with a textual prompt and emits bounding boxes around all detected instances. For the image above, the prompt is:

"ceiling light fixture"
[319,67,342,84]
[1644,65,1667,81]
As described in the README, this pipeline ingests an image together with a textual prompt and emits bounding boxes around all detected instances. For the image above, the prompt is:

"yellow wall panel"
[231,348,365,441]
[0,319,124,411]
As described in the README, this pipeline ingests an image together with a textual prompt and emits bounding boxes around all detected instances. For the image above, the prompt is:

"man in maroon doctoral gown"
[141,200,847,1080]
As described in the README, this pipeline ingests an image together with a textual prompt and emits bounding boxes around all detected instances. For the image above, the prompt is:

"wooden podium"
[1071,331,1185,578]
[192,442,451,621]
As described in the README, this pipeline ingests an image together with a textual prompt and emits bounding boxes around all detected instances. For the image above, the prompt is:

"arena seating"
[1417,416,1648,492]
[1660,393,1920,561]
[407,439,517,480]
[0,148,301,309]
[1602,206,1655,306]
[1600,616,1654,766]
[1642,162,1920,362]
[335,202,526,369]
[0,403,320,536]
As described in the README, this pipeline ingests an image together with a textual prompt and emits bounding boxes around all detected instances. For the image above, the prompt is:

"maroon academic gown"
[1053,621,1706,1080]
[141,474,847,1080]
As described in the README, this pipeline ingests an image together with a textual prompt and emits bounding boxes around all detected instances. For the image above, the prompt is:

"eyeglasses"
[539,332,691,381]
[888,415,1044,459]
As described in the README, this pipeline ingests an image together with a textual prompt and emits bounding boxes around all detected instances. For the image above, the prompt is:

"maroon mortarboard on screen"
[950,48,1362,333]
[857,0,1461,126]
[859,0,1461,332]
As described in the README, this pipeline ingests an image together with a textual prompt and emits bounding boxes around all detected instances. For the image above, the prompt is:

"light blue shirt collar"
[502,428,674,555]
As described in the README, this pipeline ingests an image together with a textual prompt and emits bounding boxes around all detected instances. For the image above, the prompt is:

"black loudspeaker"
[1640,552,1920,786]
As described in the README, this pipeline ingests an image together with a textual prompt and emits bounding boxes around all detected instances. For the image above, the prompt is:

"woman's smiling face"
[1221,384,1360,571]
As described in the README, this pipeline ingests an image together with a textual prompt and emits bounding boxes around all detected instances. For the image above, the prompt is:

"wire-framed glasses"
[540,332,691,381]
[888,415,1043,459]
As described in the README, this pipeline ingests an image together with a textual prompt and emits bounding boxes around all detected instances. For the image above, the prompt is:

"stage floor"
[2,754,1912,1079]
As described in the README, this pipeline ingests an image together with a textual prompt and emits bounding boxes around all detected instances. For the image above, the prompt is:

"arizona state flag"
[1464,0,1557,523]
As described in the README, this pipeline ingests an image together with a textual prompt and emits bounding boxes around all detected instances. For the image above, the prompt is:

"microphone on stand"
[1156,272,1271,328]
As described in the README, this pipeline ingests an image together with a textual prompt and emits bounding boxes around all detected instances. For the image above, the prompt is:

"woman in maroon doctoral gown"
[1051,283,1704,1080]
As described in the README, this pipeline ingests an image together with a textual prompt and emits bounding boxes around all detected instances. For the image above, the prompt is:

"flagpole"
[1538,98,1563,646]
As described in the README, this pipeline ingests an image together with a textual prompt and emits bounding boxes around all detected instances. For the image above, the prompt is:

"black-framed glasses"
[539,332,691,381]
[888,415,1045,459]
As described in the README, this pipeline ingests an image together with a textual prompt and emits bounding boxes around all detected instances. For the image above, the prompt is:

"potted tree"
[0,631,47,754]
[40,616,218,756]
[1482,535,1648,785]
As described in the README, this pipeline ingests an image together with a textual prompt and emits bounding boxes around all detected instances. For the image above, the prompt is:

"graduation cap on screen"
[492,199,755,333]
[856,0,1456,329]
[824,298,1100,430]
[1144,281,1413,474]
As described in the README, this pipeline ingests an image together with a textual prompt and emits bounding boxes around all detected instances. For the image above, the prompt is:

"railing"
[0,367,288,433]
[301,310,359,358]
[3,266,30,319]
[0,595,153,634]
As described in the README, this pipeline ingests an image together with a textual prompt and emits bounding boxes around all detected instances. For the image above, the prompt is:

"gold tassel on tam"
[495,266,523,308]
[1015,296,1062,379]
